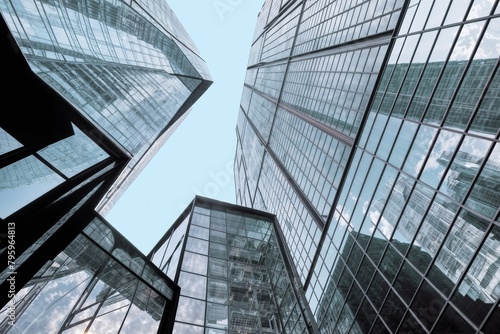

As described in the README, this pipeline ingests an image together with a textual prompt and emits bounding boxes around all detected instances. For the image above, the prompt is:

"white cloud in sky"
[450,22,483,61]
[410,126,435,175]
[362,200,369,215]
[368,210,394,240]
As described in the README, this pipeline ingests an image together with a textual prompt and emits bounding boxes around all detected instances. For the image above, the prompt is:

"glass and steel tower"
[236,0,406,285]
[149,196,318,333]
[236,0,500,332]
[0,214,180,333]
[0,1,210,330]
[0,0,212,217]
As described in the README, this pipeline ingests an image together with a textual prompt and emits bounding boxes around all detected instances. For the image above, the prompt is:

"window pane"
[181,252,208,275]
[173,322,204,334]
[191,213,210,228]
[0,156,64,217]
[206,303,228,329]
[37,125,108,177]
[186,237,209,255]
[207,278,228,304]
[464,142,500,218]
[179,271,206,299]
[189,225,209,240]
[410,280,445,330]
[451,225,500,326]
[434,305,475,333]
[0,127,22,155]
[176,297,205,326]
[428,209,489,297]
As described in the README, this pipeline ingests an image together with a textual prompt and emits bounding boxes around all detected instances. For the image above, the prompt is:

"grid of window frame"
[244,68,258,87]
[267,0,283,24]
[169,204,312,333]
[244,90,278,142]
[270,107,350,218]
[248,34,264,66]
[33,61,190,164]
[2,0,203,78]
[371,18,500,139]
[234,143,252,207]
[360,7,500,220]
[150,214,189,279]
[240,120,267,198]
[0,0,212,220]
[251,0,273,43]
[294,0,404,55]
[254,62,288,99]
[306,1,500,332]
[310,129,500,333]
[235,0,404,295]
[281,44,387,137]
[261,3,302,62]
[257,154,321,283]
[236,0,500,333]
[0,219,176,334]
[133,0,201,55]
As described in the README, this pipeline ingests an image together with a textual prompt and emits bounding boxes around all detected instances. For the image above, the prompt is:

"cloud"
[378,216,395,239]
[175,296,205,326]
[368,210,394,239]
[412,127,436,175]
[450,22,483,61]
[362,200,369,214]
[368,210,380,234]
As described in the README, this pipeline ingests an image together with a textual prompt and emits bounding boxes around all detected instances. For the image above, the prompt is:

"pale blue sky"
[106,1,263,253]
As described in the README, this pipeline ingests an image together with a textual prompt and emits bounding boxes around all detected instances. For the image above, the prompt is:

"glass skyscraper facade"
[236,0,500,332]
[0,1,211,332]
[149,196,317,334]
[0,0,212,216]
[236,0,406,284]
[0,215,180,333]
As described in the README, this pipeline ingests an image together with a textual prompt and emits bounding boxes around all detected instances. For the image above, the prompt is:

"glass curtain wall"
[149,197,317,334]
[235,0,407,285]
[305,0,500,333]
[0,0,212,215]
[0,216,179,333]
[237,0,500,333]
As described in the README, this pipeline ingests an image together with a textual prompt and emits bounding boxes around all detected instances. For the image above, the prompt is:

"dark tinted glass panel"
[367,272,390,311]
[434,305,476,334]
[410,280,445,330]
[380,290,405,332]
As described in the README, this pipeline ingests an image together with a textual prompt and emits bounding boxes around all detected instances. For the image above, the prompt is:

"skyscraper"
[236,0,500,332]
[0,1,211,331]
[236,0,407,284]
[148,196,317,333]
[0,214,180,333]
[0,0,212,217]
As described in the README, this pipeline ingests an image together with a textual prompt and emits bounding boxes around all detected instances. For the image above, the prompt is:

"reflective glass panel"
[37,125,108,178]
[181,252,208,275]
[0,156,65,218]
[179,271,206,300]
[451,225,500,326]
[0,127,22,155]
[186,237,209,255]
[176,297,205,326]
[206,303,228,329]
